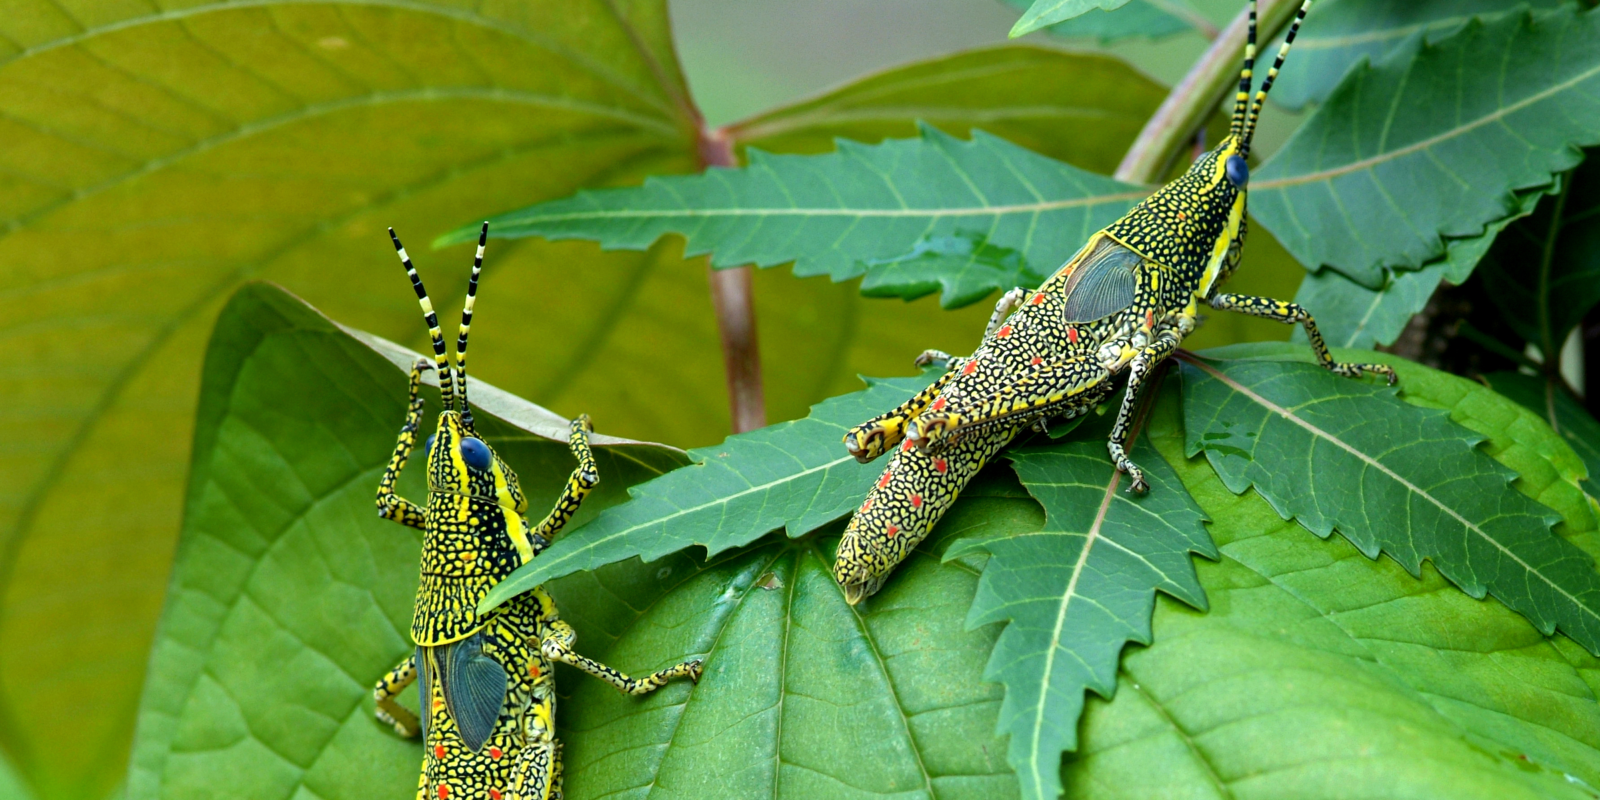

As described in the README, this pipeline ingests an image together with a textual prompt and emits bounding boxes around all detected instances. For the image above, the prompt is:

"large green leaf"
[1181,342,1600,655]
[454,125,1146,306]
[1007,0,1138,37]
[957,407,1214,800]
[1252,5,1600,287]
[1292,186,1547,349]
[1484,371,1600,507]
[127,283,689,799]
[1264,0,1566,111]
[0,2,708,796]
[1060,386,1600,798]
[1000,0,1204,41]
[1480,154,1600,356]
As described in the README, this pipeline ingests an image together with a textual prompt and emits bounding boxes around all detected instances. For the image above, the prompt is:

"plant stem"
[698,125,767,433]
[1115,0,1303,184]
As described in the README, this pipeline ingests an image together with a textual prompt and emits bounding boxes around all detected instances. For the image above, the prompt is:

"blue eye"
[1225,154,1249,188]
[459,437,491,471]
[423,434,436,459]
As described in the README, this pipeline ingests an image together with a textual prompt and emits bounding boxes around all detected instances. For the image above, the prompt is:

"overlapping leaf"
[1060,387,1600,799]
[1001,0,1205,41]
[1484,371,1600,506]
[957,409,1214,800]
[1252,5,1600,286]
[484,373,935,609]
[1264,0,1565,111]
[1007,0,1140,37]
[448,125,1147,307]
[1181,343,1600,655]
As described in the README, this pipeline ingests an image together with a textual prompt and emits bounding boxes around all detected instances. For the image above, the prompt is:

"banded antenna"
[1242,0,1314,155]
[1229,0,1258,139]
[391,227,455,411]
[454,223,489,427]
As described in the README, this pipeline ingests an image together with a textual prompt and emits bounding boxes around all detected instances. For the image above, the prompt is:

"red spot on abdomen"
[528,663,540,678]
[997,325,1013,338]
[491,791,503,800]
[1145,310,1154,328]
[1030,356,1042,366]
[909,494,922,508]
[962,360,977,375]
[886,525,899,538]
[901,439,915,452]
[930,396,946,411]
[434,745,446,760]
[489,747,503,760]
[1031,293,1045,305]
[878,471,893,488]
[934,458,948,474]
[862,498,873,511]
[438,785,449,799]
[1067,327,1079,344]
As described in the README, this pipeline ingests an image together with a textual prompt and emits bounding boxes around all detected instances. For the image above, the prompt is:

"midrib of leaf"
[770,553,795,800]
[501,189,1152,223]
[1120,672,1233,800]
[1180,355,1600,627]
[1255,61,1600,191]
[3,0,674,118]
[1026,467,1123,800]
[1295,13,1491,52]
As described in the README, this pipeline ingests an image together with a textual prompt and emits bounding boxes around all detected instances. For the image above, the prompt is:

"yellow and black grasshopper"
[832,0,1396,604]
[370,224,703,800]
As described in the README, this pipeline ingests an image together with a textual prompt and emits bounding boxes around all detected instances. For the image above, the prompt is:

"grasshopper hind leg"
[373,654,420,738]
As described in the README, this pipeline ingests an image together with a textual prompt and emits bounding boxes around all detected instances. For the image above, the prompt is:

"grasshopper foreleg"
[844,370,956,463]
[375,358,430,529]
[1208,293,1397,384]
[530,415,600,551]
[1105,329,1183,494]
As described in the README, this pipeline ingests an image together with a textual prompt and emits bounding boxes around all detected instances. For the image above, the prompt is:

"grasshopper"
[832,0,1395,604]
[370,224,703,800]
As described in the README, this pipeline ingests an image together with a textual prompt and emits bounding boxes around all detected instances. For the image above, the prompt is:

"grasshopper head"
[424,410,527,515]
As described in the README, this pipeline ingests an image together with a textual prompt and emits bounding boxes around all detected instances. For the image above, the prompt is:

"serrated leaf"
[728,46,1183,176]
[860,234,1047,309]
[1252,6,1600,287]
[1480,153,1600,354]
[956,409,1214,800]
[1484,371,1600,506]
[453,126,1146,307]
[1180,343,1600,655]
[484,373,937,609]
[1008,0,1138,37]
[1293,185,1548,349]
[1060,387,1600,798]
[1263,0,1566,111]
[1001,0,1201,42]
[127,284,688,799]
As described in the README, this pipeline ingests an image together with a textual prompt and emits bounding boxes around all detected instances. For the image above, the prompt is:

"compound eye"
[423,433,436,459]
[459,437,492,471]
[1225,154,1249,188]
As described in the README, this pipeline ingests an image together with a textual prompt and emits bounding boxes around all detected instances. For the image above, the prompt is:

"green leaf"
[1061,387,1600,798]
[127,283,688,799]
[1263,0,1566,111]
[1293,185,1548,349]
[454,125,1147,307]
[1252,5,1600,287]
[1483,371,1600,507]
[859,235,1048,309]
[1000,0,1202,42]
[1480,154,1600,355]
[957,409,1214,800]
[727,46,1185,177]
[485,372,936,609]
[0,751,35,800]
[1008,0,1137,37]
[1180,343,1600,655]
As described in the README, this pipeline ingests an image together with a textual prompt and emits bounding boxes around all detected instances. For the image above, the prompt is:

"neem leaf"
[860,234,1048,309]
[484,373,936,610]
[1001,0,1203,42]
[1252,6,1600,287]
[957,406,1214,800]
[1180,344,1600,655]
[1483,371,1600,507]
[1264,0,1566,111]
[126,284,687,799]
[1008,0,1138,38]
[1061,389,1600,798]
[446,125,1147,308]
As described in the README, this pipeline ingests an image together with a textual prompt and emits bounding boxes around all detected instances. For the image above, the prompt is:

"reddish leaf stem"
[698,126,767,433]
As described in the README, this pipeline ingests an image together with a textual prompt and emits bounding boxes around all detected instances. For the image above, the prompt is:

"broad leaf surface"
[1007,0,1138,37]
[1001,0,1202,41]
[1293,186,1547,349]
[486,373,935,608]
[1480,153,1600,354]
[1060,387,1600,799]
[1252,6,1600,286]
[127,284,689,799]
[449,125,1147,308]
[958,408,1214,800]
[1181,342,1600,655]
[1484,371,1600,507]
[1263,0,1565,111]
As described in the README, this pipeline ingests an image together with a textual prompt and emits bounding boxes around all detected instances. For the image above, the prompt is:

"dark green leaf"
[1008,0,1139,37]
[727,46,1187,176]
[957,408,1214,800]
[451,126,1146,307]
[860,235,1047,309]
[1264,0,1566,111]
[1253,6,1600,286]
[1180,343,1600,655]
[485,373,938,609]
[1480,155,1600,355]
[1293,186,1548,349]
[1061,385,1600,797]
[1483,371,1600,504]
[1001,0,1203,41]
